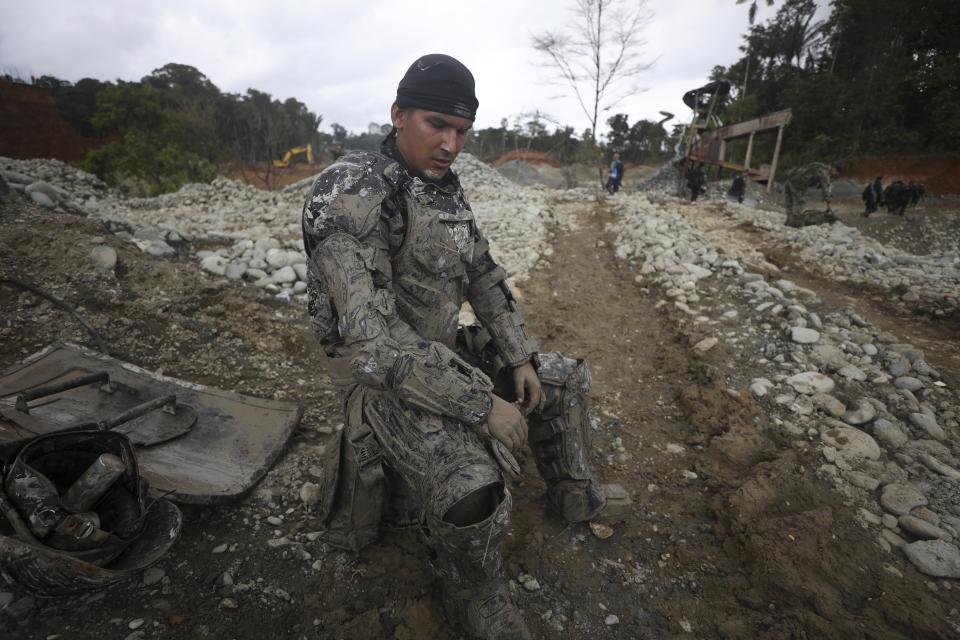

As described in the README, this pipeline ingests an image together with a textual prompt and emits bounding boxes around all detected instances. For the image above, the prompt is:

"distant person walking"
[862,182,877,216]
[872,176,885,208]
[606,152,624,194]
[729,172,747,203]
[686,162,706,201]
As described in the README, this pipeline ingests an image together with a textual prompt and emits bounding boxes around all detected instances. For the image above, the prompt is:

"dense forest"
[5,0,956,193]
[18,63,322,194]
[712,0,960,167]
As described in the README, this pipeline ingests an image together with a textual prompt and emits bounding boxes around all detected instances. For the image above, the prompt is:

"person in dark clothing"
[862,183,877,215]
[884,180,909,216]
[606,152,624,194]
[872,176,884,208]
[687,162,706,201]
[907,181,925,208]
[729,172,747,203]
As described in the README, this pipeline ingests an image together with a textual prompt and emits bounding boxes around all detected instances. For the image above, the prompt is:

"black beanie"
[396,54,479,121]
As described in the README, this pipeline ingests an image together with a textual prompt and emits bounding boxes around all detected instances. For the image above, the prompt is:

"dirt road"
[2,192,959,638]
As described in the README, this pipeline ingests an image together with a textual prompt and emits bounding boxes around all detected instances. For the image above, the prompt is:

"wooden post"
[767,125,785,193]
[744,131,755,171]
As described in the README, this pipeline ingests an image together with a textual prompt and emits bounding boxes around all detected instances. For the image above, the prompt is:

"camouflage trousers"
[367,325,596,530]
[317,325,600,553]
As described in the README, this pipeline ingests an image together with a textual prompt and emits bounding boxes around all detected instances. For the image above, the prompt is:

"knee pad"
[528,352,594,483]
[430,462,503,526]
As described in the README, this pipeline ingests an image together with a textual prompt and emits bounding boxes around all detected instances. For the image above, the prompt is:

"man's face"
[391,104,472,179]
[613,153,620,160]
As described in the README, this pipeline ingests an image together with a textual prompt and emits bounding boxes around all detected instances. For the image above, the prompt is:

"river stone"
[272,266,297,283]
[844,470,880,491]
[888,358,911,377]
[145,240,176,257]
[787,371,835,395]
[842,399,877,425]
[201,255,227,276]
[790,327,820,344]
[880,483,927,516]
[902,540,960,578]
[872,419,909,450]
[898,515,950,541]
[750,378,775,397]
[820,426,881,461]
[909,413,945,441]
[812,393,846,418]
[293,263,308,281]
[225,262,246,280]
[26,180,62,203]
[838,365,867,382]
[693,337,718,353]
[266,249,288,269]
[29,190,56,208]
[894,377,924,392]
[89,245,117,271]
[293,281,308,294]
[913,360,940,379]
[246,268,268,281]
[810,344,847,370]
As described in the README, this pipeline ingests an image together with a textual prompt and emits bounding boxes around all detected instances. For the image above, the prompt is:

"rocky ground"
[1,156,960,639]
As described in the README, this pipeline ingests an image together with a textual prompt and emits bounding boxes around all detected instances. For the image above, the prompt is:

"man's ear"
[391,102,406,130]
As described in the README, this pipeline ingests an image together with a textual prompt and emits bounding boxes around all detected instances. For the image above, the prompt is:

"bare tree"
[531,0,654,143]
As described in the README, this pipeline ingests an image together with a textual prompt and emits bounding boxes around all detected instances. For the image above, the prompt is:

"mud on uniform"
[784,162,837,227]
[301,137,607,575]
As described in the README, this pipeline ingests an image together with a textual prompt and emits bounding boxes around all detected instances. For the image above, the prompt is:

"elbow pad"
[387,342,494,425]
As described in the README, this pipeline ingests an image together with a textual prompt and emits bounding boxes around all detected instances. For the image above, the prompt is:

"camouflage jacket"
[301,141,537,427]
[786,162,832,200]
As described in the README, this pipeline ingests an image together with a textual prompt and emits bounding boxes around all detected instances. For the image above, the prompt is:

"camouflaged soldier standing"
[301,54,631,640]
[783,162,839,227]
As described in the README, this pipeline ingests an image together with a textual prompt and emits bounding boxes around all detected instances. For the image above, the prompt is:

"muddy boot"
[426,488,530,640]
[528,353,634,523]
[547,480,632,522]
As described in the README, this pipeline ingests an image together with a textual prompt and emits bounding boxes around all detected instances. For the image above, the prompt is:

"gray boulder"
[89,245,117,271]
[29,190,56,208]
[902,540,960,578]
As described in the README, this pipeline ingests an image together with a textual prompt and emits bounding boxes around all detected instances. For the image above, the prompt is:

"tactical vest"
[389,173,475,349]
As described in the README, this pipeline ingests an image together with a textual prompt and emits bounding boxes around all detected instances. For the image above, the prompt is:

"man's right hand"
[486,393,527,453]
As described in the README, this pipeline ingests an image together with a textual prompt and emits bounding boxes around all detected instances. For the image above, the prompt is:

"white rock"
[693,337,718,354]
[90,245,117,271]
[790,327,821,344]
[820,425,881,461]
[786,371,835,395]
[200,255,227,276]
[272,266,297,283]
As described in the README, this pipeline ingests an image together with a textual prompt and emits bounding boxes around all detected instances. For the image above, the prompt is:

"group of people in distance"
[862,176,925,217]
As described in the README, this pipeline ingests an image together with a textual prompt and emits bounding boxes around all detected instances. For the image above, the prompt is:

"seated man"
[301,54,630,640]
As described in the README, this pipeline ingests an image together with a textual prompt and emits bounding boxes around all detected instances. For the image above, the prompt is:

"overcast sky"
[2,0,823,138]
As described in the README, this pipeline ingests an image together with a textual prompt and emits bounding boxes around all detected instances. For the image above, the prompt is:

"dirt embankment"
[842,154,960,195]
[0,82,105,162]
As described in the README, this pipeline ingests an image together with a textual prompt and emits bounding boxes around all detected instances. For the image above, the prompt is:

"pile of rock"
[612,190,960,580]
[1,156,103,214]
[719,200,959,312]
[5,154,557,299]
[453,153,554,284]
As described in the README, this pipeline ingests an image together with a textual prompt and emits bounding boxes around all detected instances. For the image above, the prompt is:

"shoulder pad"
[303,151,399,239]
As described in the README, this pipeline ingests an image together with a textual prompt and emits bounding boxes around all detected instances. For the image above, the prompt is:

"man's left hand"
[512,360,542,416]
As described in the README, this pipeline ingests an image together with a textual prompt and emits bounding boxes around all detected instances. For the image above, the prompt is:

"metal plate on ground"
[0,343,303,504]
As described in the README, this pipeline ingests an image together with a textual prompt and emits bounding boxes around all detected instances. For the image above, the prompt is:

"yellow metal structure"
[272,144,314,169]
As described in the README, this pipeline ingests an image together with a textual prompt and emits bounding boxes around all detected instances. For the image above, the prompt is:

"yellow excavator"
[272,144,314,169]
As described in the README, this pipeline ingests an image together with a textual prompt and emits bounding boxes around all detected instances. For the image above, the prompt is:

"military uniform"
[301,134,619,638]
[784,162,836,227]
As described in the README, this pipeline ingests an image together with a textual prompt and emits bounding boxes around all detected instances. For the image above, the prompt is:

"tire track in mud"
[510,196,957,639]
